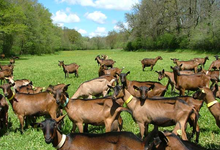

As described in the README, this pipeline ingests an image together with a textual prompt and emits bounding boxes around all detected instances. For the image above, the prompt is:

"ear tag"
[201,89,205,93]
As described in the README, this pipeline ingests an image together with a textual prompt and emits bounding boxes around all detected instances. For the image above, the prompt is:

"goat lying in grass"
[32,116,148,150]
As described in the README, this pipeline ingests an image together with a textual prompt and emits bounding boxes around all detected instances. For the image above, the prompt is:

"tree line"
[1,0,220,56]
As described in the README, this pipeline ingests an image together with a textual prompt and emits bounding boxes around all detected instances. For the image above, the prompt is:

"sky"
[38,0,140,38]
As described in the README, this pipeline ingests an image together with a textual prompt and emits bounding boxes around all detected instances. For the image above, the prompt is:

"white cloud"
[56,0,139,10]
[52,9,80,24]
[89,27,107,38]
[85,11,107,24]
[78,29,87,35]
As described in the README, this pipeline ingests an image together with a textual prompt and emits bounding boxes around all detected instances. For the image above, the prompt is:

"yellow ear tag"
[177,129,182,136]
[201,89,205,93]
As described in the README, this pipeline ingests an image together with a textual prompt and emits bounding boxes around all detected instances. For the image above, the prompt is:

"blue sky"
[38,0,139,38]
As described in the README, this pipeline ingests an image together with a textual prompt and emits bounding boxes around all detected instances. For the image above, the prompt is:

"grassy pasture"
[0,49,220,149]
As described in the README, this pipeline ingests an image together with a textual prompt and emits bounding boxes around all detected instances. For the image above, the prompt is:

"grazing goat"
[0,94,8,130]
[208,59,220,71]
[53,85,130,133]
[171,58,199,73]
[117,71,167,99]
[203,70,220,88]
[140,56,163,71]
[110,85,194,140]
[0,83,59,133]
[71,76,116,99]
[171,65,210,96]
[193,56,209,68]
[58,61,80,78]
[95,55,116,68]
[147,131,206,150]
[155,69,195,94]
[193,86,220,128]
[32,116,148,150]
[98,64,124,77]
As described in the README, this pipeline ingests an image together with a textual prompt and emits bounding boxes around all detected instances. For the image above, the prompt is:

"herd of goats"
[0,54,220,150]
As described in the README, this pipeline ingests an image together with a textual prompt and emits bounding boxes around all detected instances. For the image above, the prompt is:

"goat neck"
[122,89,138,110]
[52,130,68,149]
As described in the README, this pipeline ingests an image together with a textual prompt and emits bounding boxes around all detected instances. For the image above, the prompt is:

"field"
[0,49,220,150]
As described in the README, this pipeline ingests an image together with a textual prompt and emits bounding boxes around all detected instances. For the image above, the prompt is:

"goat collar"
[63,97,69,107]
[125,95,133,104]
[55,134,67,149]
[8,92,15,101]
[207,100,218,108]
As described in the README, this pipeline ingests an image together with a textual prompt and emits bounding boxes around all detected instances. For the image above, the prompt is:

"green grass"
[0,49,220,149]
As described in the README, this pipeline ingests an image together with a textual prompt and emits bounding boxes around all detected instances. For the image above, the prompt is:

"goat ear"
[158,131,169,145]
[133,85,139,91]
[63,84,70,92]
[107,85,113,89]
[126,71,130,76]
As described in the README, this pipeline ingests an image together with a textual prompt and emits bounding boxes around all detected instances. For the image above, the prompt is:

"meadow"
[0,49,220,150]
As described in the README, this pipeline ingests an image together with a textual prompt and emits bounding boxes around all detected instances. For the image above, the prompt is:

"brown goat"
[71,76,116,99]
[9,58,15,64]
[110,85,194,140]
[53,85,130,133]
[193,56,209,68]
[0,69,13,84]
[208,59,220,71]
[117,71,167,98]
[193,86,220,128]
[16,84,43,94]
[131,85,201,143]
[171,65,210,96]
[171,58,200,73]
[0,94,8,130]
[58,61,80,78]
[155,69,195,94]
[140,56,163,71]
[211,83,220,99]
[0,64,14,71]
[32,116,148,150]
[95,55,116,68]
[0,83,59,133]
[98,64,124,77]
[1,54,5,59]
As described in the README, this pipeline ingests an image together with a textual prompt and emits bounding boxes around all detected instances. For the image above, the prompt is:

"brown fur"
[171,58,199,73]
[0,83,59,133]
[171,65,210,96]
[193,56,209,68]
[54,85,129,133]
[95,55,116,68]
[0,94,8,130]
[33,116,147,150]
[141,56,163,71]
[111,85,194,140]
[58,61,80,78]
